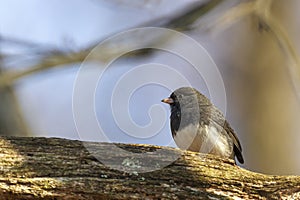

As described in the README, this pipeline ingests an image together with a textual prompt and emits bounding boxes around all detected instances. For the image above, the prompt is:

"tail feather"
[234,145,244,164]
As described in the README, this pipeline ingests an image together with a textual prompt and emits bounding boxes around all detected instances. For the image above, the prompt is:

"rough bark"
[0,137,299,199]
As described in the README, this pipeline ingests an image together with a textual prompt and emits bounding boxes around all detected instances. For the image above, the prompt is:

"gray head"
[162,87,211,132]
[162,87,211,112]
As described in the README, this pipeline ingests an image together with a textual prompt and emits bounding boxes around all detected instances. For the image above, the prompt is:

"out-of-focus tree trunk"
[0,52,29,136]
[222,0,300,174]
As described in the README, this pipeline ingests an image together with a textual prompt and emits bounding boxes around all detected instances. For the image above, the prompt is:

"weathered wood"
[0,137,299,199]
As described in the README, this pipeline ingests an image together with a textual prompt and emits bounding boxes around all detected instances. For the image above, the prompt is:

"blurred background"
[1,0,300,175]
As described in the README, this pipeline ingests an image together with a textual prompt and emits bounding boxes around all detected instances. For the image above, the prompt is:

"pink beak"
[161,97,174,104]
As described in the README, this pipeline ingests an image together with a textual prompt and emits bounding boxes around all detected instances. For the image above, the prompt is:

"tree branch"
[0,0,225,88]
[0,137,299,199]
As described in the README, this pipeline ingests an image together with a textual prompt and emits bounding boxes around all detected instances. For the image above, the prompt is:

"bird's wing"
[224,120,244,164]
[210,106,244,164]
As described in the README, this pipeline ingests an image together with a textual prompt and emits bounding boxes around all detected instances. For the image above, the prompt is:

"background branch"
[0,0,225,88]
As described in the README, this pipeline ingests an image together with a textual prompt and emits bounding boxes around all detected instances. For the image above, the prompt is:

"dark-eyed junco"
[162,87,244,164]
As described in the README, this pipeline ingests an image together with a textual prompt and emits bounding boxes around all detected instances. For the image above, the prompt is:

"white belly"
[173,124,233,158]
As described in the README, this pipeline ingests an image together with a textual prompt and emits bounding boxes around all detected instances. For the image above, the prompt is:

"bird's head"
[161,87,206,128]
[161,87,207,110]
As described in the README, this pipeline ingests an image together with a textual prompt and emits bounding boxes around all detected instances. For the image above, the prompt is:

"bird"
[161,87,244,164]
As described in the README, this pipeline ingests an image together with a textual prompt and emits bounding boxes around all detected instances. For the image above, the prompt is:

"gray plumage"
[162,87,244,164]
